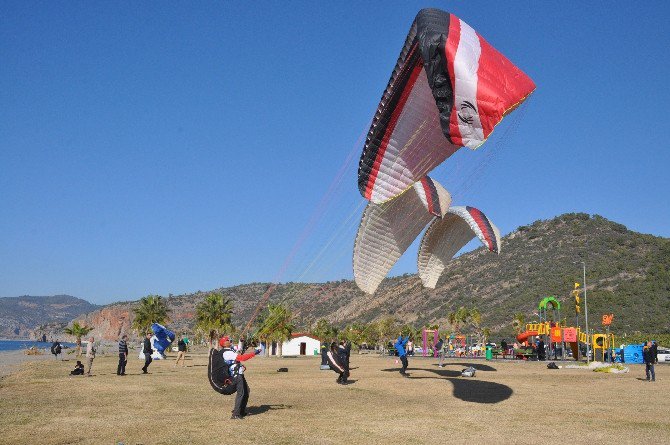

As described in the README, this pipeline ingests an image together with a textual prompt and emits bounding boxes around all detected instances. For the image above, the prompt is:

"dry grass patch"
[0,353,668,444]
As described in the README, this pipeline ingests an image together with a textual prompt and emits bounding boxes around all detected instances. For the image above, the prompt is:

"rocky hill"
[0,295,100,339]
[62,213,669,341]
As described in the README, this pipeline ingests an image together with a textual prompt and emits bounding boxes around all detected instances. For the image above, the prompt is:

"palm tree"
[63,321,93,357]
[448,306,471,332]
[311,318,337,343]
[132,295,171,335]
[257,303,294,356]
[194,292,234,348]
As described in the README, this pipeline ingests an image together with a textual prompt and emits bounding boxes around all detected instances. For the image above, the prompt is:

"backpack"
[547,362,559,369]
[208,348,238,395]
[461,367,476,377]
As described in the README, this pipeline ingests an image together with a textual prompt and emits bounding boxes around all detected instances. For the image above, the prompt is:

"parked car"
[413,347,434,356]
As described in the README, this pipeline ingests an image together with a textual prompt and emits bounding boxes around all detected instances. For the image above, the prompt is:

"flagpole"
[582,261,589,364]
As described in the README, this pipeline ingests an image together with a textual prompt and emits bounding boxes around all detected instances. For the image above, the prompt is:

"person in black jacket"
[141,332,153,374]
[70,360,85,375]
[537,339,546,361]
[326,342,346,384]
[643,340,656,382]
[338,340,351,382]
[50,340,62,359]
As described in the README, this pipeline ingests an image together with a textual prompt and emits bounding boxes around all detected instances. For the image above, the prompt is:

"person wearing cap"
[219,335,260,419]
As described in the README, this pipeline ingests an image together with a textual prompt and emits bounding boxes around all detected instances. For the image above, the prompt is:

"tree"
[448,306,472,332]
[342,323,365,347]
[257,303,294,356]
[512,313,526,333]
[195,292,234,349]
[63,321,93,357]
[448,306,488,345]
[377,316,399,346]
[482,328,492,344]
[361,322,381,350]
[311,318,338,343]
[132,295,171,335]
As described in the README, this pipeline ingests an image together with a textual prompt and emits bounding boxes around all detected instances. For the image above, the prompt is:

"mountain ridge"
[5,213,670,340]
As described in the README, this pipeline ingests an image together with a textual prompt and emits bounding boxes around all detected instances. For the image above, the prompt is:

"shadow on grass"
[246,404,292,416]
[432,363,497,371]
[381,367,513,404]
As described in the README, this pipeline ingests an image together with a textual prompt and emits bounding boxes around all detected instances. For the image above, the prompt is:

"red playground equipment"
[422,329,439,357]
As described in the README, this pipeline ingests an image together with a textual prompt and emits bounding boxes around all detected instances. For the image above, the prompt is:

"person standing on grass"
[50,339,62,359]
[394,334,410,377]
[434,337,445,367]
[643,340,656,382]
[326,342,346,384]
[219,335,260,419]
[85,336,96,376]
[117,335,128,375]
[337,340,352,382]
[141,332,153,374]
[175,334,187,368]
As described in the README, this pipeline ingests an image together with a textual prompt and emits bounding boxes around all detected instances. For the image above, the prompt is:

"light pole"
[574,261,590,364]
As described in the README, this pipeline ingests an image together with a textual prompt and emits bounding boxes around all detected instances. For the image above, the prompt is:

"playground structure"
[515,296,618,361]
[421,329,439,357]
[420,330,474,358]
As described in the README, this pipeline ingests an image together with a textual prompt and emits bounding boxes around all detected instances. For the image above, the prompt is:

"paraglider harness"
[50,342,62,356]
[208,347,239,395]
[461,367,476,377]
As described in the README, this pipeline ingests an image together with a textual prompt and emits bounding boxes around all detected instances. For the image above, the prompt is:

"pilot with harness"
[208,335,260,419]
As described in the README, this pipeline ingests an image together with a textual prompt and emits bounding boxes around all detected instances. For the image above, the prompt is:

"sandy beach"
[0,349,55,378]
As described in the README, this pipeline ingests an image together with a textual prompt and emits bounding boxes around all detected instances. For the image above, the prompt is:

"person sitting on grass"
[70,361,85,376]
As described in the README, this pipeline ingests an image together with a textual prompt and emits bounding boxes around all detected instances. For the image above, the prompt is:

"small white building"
[268,333,321,357]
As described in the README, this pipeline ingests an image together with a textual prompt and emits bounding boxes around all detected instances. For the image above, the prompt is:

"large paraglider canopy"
[417,206,501,289]
[358,8,535,204]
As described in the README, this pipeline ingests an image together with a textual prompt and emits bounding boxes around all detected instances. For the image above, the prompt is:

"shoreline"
[0,349,56,378]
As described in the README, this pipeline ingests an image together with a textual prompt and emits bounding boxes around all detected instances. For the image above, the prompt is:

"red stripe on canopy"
[364,55,424,200]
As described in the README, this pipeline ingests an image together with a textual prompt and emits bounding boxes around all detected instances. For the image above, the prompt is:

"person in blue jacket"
[394,334,410,377]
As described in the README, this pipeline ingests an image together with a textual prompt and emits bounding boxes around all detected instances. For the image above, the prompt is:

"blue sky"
[2,2,669,304]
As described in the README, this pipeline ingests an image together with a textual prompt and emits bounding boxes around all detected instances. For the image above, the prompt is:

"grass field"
[1,351,667,445]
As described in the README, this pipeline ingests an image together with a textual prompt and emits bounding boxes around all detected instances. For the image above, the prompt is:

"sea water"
[0,340,76,352]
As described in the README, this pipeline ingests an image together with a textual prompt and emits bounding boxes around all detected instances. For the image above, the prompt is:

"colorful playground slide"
[568,342,579,358]
[516,330,537,344]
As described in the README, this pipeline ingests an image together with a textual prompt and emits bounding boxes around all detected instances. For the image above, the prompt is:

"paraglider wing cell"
[418,206,500,289]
